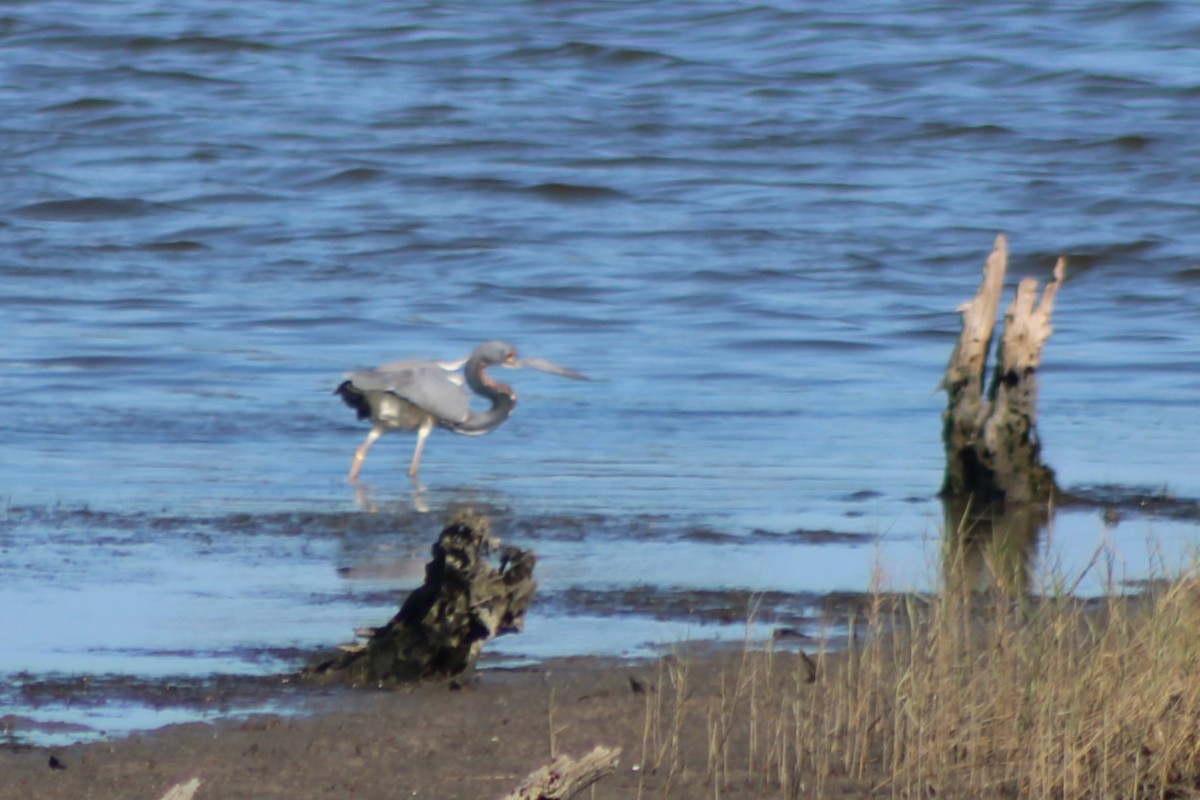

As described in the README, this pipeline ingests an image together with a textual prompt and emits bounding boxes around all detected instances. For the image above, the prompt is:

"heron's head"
[471,340,587,381]
[474,340,519,367]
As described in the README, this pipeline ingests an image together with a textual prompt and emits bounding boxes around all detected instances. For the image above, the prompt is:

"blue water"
[3,0,1200,741]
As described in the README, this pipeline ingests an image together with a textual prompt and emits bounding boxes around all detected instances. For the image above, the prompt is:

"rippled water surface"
[4,1,1200,741]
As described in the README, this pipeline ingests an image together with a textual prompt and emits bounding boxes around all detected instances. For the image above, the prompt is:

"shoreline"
[5,488,1197,798]
[0,650,767,800]
[5,563,1199,799]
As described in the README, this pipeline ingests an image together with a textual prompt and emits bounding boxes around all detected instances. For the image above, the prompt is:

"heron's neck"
[453,358,516,434]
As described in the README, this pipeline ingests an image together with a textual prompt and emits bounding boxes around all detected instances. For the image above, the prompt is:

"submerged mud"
[543,586,837,627]
[1060,484,1200,523]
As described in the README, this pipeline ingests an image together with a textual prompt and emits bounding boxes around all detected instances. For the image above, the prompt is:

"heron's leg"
[407,417,435,482]
[349,424,385,483]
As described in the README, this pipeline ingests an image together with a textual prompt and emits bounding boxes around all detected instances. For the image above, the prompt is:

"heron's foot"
[353,483,377,512]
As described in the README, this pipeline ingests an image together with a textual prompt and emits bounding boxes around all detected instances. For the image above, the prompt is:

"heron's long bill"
[517,357,588,381]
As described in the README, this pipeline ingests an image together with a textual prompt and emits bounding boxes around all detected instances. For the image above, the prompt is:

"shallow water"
[4,0,1200,742]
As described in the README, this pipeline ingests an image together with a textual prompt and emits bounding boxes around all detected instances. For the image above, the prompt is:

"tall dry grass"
[639,548,1200,799]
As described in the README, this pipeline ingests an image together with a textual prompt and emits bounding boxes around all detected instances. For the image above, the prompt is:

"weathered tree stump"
[306,510,536,685]
[941,235,1065,505]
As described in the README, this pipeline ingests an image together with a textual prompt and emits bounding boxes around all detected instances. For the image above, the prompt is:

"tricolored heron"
[336,340,585,483]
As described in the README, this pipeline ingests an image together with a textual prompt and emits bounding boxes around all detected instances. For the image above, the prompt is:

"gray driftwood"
[942,235,1065,505]
[307,510,536,685]
[498,746,621,800]
[156,779,201,800]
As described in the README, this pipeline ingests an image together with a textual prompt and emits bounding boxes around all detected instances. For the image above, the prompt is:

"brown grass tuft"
[641,558,1200,799]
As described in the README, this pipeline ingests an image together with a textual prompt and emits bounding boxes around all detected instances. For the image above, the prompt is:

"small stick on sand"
[156,778,201,800]
[498,746,621,800]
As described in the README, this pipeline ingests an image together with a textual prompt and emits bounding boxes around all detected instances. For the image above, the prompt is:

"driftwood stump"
[942,235,1065,506]
[307,510,536,685]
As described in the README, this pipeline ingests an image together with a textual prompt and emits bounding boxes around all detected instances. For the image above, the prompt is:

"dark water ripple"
[13,197,172,221]
[3,0,1200,739]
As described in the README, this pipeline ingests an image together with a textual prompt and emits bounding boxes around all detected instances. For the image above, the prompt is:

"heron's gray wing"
[375,356,468,374]
[344,360,471,423]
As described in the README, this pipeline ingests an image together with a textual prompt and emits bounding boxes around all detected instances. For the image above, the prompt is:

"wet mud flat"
[3,522,862,800]
[0,580,857,751]
[1,664,319,749]
[0,501,886,747]
[0,650,791,800]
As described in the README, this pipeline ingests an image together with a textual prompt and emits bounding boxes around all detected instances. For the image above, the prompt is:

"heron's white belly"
[372,392,432,430]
